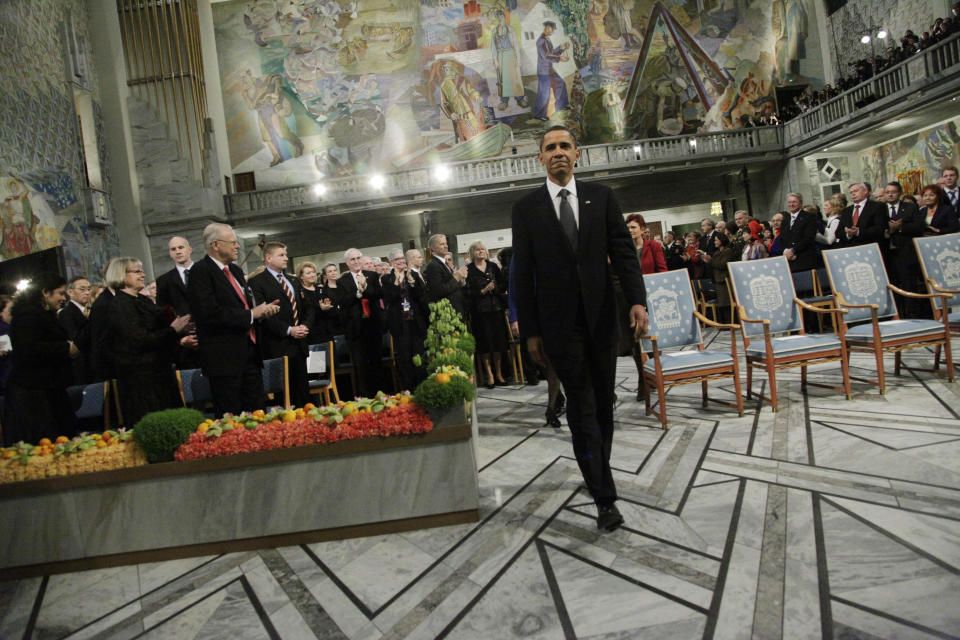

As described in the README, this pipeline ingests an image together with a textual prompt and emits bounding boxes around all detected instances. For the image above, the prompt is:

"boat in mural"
[436,122,512,162]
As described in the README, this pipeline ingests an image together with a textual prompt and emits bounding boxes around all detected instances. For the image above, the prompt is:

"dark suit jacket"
[922,203,960,235]
[9,301,73,390]
[248,269,314,358]
[511,181,646,354]
[58,301,89,384]
[335,270,383,340]
[156,266,191,316]
[381,271,429,338]
[779,211,819,271]
[662,241,686,271]
[187,255,261,376]
[87,289,115,381]
[888,200,924,257]
[424,257,466,317]
[839,199,888,246]
[699,231,718,255]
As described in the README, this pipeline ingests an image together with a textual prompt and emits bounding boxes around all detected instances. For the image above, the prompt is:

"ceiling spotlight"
[16,279,30,292]
[877,30,887,39]
[369,174,385,190]
[433,164,450,182]
[312,183,326,197]
[861,35,871,44]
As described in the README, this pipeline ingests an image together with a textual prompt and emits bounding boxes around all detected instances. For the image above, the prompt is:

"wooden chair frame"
[737,298,851,411]
[792,269,836,334]
[175,368,214,414]
[308,340,340,406]
[333,335,357,398]
[504,312,524,384]
[693,279,719,323]
[641,312,744,430]
[924,279,960,370]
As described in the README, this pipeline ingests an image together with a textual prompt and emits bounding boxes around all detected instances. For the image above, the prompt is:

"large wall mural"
[213,0,823,187]
[860,118,960,196]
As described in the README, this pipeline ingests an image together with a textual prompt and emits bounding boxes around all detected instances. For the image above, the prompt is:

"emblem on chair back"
[641,270,701,352]
[823,244,896,322]
[915,233,960,311]
[728,257,800,337]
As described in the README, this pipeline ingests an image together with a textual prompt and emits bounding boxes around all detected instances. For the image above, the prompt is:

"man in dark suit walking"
[187,223,279,415]
[839,182,888,247]
[424,233,468,317]
[58,276,92,384]
[884,181,926,317]
[249,242,313,407]
[779,193,819,272]
[337,248,385,397]
[512,125,647,532]
[382,248,429,391]
[156,236,200,367]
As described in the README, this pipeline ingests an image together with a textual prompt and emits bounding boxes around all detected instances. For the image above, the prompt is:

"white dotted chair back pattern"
[914,233,960,312]
[727,257,802,336]
[822,243,897,322]
[640,270,702,352]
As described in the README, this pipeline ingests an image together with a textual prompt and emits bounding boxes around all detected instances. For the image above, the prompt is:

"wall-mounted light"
[710,202,723,217]
[369,174,385,190]
[433,164,450,182]
[312,183,326,197]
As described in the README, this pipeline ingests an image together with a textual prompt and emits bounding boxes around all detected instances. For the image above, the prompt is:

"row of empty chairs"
[641,237,960,428]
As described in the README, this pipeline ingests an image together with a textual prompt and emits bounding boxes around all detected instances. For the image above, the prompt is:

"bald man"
[157,235,195,316]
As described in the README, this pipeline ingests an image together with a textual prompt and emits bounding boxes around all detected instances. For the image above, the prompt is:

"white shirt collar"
[546,175,577,200]
[208,255,230,272]
[853,199,867,207]
[71,300,86,313]
[266,266,287,282]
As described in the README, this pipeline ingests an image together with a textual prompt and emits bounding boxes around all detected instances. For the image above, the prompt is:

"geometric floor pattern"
[3,330,960,639]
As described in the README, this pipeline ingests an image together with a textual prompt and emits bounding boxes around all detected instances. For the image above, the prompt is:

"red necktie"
[853,204,861,226]
[223,266,256,344]
[277,273,298,325]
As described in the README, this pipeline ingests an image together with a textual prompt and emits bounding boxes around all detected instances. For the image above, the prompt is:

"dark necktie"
[889,204,897,220]
[182,268,189,286]
[558,188,578,253]
[277,273,298,325]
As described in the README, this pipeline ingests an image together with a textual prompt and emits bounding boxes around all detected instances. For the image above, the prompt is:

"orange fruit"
[38,438,52,447]
[303,403,315,411]
[197,424,209,433]
[2,450,15,459]
[55,436,69,444]
[282,410,297,423]
[91,434,101,440]
[399,396,411,405]
[95,439,107,448]
[295,409,305,419]
[252,410,265,420]
[101,432,112,442]
[435,373,451,384]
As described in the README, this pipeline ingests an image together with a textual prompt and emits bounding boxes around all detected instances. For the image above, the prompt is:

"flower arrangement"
[413,300,477,410]
[174,393,433,461]
[0,430,146,484]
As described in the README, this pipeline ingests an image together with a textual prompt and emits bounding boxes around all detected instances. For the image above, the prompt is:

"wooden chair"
[67,381,111,430]
[823,243,953,395]
[333,334,357,398]
[382,332,400,393]
[639,269,743,429]
[693,279,719,323]
[504,311,524,383]
[176,368,216,417]
[728,256,851,411]
[791,268,835,333]
[307,341,339,405]
[914,233,960,369]
[261,356,291,410]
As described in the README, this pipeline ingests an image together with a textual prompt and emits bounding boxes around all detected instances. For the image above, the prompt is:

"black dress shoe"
[526,377,540,386]
[596,504,624,532]
[544,407,562,428]
[554,391,566,416]
[485,382,495,389]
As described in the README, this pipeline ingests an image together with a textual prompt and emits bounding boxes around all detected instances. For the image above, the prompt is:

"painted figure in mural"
[0,177,55,260]
[241,70,304,167]
[438,60,487,143]
[606,0,641,48]
[490,10,527,110]
[602,82,625,139]
[534,22,570,121]
[772,0,808,81]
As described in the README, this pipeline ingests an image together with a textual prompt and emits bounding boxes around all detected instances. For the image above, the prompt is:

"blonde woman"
[465,241,507,388]
[817,196,844,247]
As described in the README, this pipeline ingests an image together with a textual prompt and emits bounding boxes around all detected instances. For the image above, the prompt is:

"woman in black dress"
[317,262,344,338]
[107,258,192,427]
[297,262,329,344]
[2,272,78,444]
[465,241,508,388]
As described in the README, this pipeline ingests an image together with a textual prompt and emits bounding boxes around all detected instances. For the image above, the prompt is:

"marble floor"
[3,331,960,639]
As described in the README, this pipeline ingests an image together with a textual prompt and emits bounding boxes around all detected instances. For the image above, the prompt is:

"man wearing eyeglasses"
[58,276,92,384]
[187,223,281,415]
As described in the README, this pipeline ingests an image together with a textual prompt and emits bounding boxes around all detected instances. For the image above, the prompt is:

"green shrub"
[133,408,204,462]
[433,351,473,374]
[414,374,475,410]
[454,333,476,355]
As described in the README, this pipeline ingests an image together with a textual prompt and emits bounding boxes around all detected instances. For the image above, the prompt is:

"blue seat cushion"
[846,319,946,342]
[948,312,960,326]
[644,350,733,374]
[746,334,841,357]
[308,377,331,388]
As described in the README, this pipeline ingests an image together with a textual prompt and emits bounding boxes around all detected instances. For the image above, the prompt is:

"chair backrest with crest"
[822,244,896,322]
[640,270,702,352]
[914,233,960,312]
[728,256,802,338]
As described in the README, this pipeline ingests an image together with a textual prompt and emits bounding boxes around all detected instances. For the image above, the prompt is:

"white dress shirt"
[545,176,580,228]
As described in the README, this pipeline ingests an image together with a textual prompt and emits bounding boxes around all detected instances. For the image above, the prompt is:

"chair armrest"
[794,298,848,314]
[835,293,878,310]
[694,310,739,329]
[887,284,945,300]
[927,280,960,296]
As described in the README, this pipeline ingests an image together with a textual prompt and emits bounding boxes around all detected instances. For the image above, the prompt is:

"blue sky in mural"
[22,170,77,212]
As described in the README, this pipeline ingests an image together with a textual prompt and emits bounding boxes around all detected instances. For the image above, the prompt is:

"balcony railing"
[785,32,960,144]
[225,126,783,217]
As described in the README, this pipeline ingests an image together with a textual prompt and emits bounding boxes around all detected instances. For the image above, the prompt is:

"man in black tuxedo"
[698,218,718,255]
[662,231,685,270]
[58,276,91,384]
[248,242,313,407]
[423,234,468,317]
[884,181,926,317]
[337,248,386,397]
[839,182,888,247]
[381,249,429,391]
[779,193,819,272]
[156,236,200,367]
[941,166,959,210]
[187,223,280,415]
[512,125,647,532]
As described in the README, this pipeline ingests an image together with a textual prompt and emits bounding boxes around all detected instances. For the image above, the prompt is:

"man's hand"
[356,272,367,292]
[180,334,199,349]
[526,335,548,367]
[68,340,79,358]
[783,248,796,260]
[889,219,903,231]
[320,298,334,311]
[845,226,859,236]
[629,304,648,339]
[252,300,281,319]
[290,324,309,339]
[481,281,495,294]
[453,266,468,282]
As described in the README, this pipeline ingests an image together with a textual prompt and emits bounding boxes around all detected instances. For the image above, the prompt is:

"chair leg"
[800,365,807,389]
[894,351,902,376]
[767,366,778,412]
[745,361,753,399]
[644,374,652,415]
[701,379,708,408]
[943,335,955,382]
[841,348,852,400]
[732,366,744,417]
[934,344,942,371]
[656,380,668,429]
[874,346,886,395]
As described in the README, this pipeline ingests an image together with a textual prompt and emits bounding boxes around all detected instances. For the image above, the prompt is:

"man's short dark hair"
[68,275,89,288]
[543,21,556,29]
[262,242,286,257]
[943,166,959,176]
[886,181,903,192]
[538,125,578,151]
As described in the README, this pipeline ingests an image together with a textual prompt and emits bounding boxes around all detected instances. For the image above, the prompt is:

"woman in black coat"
[107,258,192,427]
[2,272,78,444]
[465,241,508,388]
